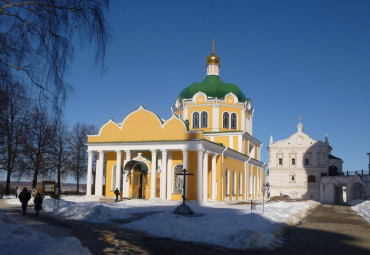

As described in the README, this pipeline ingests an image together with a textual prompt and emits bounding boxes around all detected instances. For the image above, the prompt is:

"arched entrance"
[351,182,364,201]
[124,160,149,199]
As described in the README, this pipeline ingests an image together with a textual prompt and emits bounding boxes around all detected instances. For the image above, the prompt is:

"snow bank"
[0,212,91,255]
[349,199,370,223]
[5,196,318,250]
[123,200,318,250]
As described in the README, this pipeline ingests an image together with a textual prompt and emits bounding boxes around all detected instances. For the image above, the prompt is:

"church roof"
[329,154,342,160]
[179,75,248,102]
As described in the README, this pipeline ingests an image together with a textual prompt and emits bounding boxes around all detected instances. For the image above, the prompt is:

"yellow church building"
[86,44,265,202]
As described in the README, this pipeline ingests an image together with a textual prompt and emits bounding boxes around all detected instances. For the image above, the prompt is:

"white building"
[268,121,370,204]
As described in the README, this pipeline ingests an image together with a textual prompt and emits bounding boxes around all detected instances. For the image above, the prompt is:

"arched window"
[231,113,237,129]
[239,172,243,195]
[308,175,316,183]
[201,111,208,127]
[329,166,338,176]
[192,112,199,128]
[173,164,184,194]
[225,169,229,195]
[223,112,229,128]
[232,170,236,195]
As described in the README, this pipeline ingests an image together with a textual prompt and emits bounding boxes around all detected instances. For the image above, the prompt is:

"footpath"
[274,203,370,255]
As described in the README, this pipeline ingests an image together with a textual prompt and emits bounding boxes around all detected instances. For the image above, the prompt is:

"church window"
[192,112,199,128]
[292,158,296,165]
[279,158,283,165]
[231,113,237,129]
[223,112,229,128]
[201,111,208,127]
[232,170,236,195]
[239,172,243,196]
[304,158,310,166]
[308,175,316,183]
[173,164,184,194]
[225,169,230,195]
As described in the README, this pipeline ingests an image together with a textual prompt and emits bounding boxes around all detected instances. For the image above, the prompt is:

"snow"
[349,199,370,223]
[0,211,91,255]
[4,196,318,251]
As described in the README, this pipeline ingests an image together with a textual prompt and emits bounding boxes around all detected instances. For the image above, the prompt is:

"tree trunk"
[5,170,12,195]
[32,169,39,189]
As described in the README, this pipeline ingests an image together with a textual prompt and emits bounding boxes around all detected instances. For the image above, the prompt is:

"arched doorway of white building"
[351,182,364,201]
[124,160,149,199]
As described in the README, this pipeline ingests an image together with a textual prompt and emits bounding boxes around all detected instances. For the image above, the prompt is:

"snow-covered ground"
[5,196,318,251]
[349,199,370,223]
[0,211,91,255]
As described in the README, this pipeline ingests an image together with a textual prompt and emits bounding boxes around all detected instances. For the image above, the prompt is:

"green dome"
[179,75,248,102]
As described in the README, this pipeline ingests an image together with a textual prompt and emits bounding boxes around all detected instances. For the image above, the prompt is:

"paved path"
[274,204,370,255]
[1,199,369,254]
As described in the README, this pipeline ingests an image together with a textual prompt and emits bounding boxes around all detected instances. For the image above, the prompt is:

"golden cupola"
[206,39,220,76]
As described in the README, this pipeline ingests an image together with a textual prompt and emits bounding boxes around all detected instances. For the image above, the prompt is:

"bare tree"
[0,0,111,112]
[70,122,97,194]
[21,105,54,188]
[49,118,71,193]
[0,79,29,194]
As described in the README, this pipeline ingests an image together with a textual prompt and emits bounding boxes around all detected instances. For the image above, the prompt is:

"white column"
[150,150,157,199]
[167,151,172,200]
[245,162,249,199]
[197,150,203,201]
[212,105,219,132]
[160,150,167,199]
[257,168,260,198]
[183,107,188,121]
[123,150,131,198]
[203,152,209,202]
[94,153,100,196]
[86,151,93,196]
[241,109,245,132]
[211,154,217,200]
[182,150,189,198]
[97,151,104,197]
[116,151,122,191]
[238,135,243,153]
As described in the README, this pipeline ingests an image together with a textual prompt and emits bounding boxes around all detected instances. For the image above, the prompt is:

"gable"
[88,106,202,143]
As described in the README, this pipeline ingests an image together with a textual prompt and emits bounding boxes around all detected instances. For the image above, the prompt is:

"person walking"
[34,192,43,216]
[16,186,22,199]
[19,187,31,215]
[114,188,120,202]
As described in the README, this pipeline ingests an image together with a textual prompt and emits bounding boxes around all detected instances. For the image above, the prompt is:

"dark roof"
[329,154,342,160]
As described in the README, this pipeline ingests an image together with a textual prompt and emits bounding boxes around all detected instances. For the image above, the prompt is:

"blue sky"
[64,0,369,172]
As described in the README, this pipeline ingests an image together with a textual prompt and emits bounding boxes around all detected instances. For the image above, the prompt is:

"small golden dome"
[206,52,220,65]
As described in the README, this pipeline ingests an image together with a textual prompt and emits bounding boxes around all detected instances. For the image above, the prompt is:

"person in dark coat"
[34,192,43,216]
[114,188,120,202]
[19,187,31,215]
